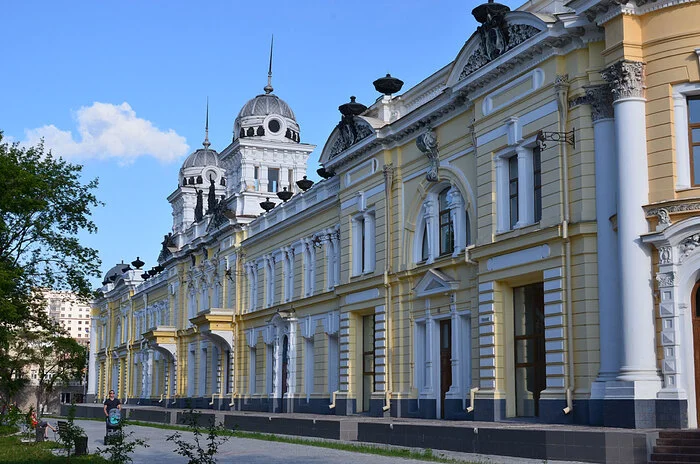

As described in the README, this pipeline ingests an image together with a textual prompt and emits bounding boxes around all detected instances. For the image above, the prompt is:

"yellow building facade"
[89,0,700,428]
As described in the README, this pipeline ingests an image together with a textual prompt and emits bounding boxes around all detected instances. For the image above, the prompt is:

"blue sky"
[1,0,489,287]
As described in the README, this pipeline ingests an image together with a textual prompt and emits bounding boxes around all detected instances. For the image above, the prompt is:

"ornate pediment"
[459,21,542,81]
[413,268,459,297]
[328,115,374,159]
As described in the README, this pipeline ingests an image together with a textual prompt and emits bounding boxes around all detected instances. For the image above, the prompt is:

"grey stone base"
[357,422,650,464]
[603,398,687,428]
[333,398,356,416]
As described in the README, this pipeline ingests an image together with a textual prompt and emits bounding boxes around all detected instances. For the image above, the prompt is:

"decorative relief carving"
[656,208,671,231]
[459,24,541,80]
[416,128,439,182]
[659,246,672,265]
[585,85,614,121]
[647,202,700,217]
[601,60,645,101]
[680,233,700,261]
[656,271,675,288]
[329,116,373,158]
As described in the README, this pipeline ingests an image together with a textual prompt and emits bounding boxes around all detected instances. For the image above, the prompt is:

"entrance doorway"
[440,319,452,418]
[692,280,700,426]
[513,283,546,417]
[362,314,375,413]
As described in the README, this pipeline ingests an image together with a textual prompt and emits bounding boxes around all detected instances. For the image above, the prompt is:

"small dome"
[182,147,220,169]
[237,94,296,121]
[103,262,128,284]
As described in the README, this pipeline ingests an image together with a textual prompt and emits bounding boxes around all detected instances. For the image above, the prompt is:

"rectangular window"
[288,169,294,190]
[268,168,279,193]
[689,97,700,186]
[254,166,260,191]
[508,156,519,229]
[533,146,542,222]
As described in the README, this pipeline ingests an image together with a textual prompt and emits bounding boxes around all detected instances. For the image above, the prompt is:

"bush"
[166,409,231,464]
[59,402,86,461]
[96,419,148,464]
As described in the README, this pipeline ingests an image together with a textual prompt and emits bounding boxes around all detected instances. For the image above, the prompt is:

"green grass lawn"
[0,435,108,463]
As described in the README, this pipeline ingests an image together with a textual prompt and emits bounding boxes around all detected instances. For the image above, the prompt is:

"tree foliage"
[0,132,102,404]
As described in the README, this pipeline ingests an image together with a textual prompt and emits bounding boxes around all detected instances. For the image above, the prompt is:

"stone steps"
[650,431,700,464]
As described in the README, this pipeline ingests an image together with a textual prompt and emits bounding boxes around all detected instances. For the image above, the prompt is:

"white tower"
[219,40,315,223]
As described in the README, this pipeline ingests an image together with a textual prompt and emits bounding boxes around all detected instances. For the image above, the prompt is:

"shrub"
[166,409,231,464]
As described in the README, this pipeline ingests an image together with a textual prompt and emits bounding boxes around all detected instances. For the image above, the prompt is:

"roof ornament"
[264,35,274,94]
[203,97,211,149]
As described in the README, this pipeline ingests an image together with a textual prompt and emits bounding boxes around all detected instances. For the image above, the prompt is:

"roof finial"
[264,35,274,94]
[203,97,211,149]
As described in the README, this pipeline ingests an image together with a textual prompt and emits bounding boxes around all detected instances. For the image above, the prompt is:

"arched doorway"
[692,280,700,426]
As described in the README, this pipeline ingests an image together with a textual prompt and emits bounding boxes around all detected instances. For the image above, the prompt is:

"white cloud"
[23,102,190,164]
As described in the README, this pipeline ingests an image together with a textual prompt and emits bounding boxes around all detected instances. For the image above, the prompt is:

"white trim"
[341,184,384,210]
[344,288,380,305]
[344,158,378,187]
[482,69,546,116]
[672,83,700,190]
[477,100,558,147]
[486,244,551,271]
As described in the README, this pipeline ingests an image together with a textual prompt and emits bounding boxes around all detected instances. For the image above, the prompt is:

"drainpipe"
[555,75,575,415]
[329,390,339,409]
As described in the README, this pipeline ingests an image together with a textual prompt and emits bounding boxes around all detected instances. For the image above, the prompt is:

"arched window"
[438,188,454,256]
[414,184,471,264]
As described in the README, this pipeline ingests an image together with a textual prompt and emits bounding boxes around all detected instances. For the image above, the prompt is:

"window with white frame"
[246,263,259,311]
[324,229,340,290]
[414,184,468,264]
[672,83,700,189]
[265,256,275,307]
[283,248,294,302]
[496,144,542,232]
[303,241,315,297]
[352,211,375,276]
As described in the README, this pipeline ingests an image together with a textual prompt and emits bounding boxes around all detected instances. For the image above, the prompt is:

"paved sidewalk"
[71,419,590,464]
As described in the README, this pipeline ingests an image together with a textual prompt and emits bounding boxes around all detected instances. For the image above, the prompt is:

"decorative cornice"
[585,84,615,121]
[601,60,645,100]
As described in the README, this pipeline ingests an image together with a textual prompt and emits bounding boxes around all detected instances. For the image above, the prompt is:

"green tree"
[0,132,102,404]
[33,333,87,414]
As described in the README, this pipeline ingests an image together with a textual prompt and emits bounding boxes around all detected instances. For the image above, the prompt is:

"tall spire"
[264,35,274,94]
[203,97,211,149]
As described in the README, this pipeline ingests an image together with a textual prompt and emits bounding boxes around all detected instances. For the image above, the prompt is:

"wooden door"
[440,320,452,418]
[281,335,289,399]
[692,281,700,426]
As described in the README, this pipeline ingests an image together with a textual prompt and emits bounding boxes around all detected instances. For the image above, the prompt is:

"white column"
[587,85,622,391]
[446,300,462,398]
[515,146,533,227]
[424,200,436,264]
[673,92,691,189]
[603,60,661,398]
[287,320,298,396]
[87,317,98,396]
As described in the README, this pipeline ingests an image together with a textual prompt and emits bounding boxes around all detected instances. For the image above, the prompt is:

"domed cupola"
[178,107,225,190]
[233,45,301,144]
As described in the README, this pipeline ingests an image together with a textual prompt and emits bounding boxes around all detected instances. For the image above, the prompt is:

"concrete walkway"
[68,419,589,464]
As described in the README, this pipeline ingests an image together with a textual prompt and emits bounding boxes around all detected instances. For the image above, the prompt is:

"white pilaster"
[87,317,98,396]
